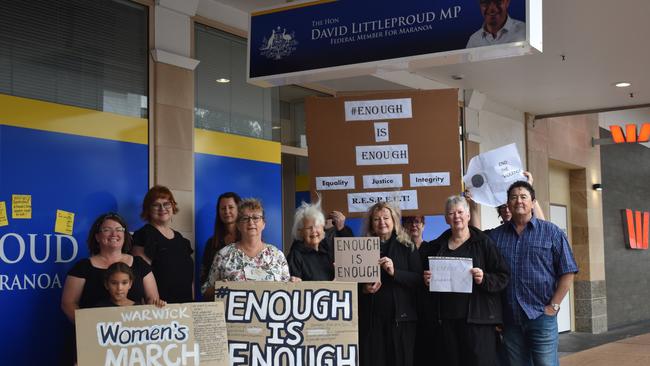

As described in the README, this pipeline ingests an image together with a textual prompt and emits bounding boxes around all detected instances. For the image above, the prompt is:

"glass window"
[0,0,148,118]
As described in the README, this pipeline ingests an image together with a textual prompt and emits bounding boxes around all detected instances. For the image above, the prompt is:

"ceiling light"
[216,78,230,83]
[614,82,631,88]
[271,126,281,130]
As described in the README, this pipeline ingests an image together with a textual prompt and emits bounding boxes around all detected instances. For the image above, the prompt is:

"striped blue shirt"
[489,217,578,324]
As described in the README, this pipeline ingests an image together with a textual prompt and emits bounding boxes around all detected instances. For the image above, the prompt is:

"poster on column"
[306,89,461,216]
[215,281,358,365]
[75,302,229,366]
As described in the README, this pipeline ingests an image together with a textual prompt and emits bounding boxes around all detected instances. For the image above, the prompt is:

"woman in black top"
[199,192,241,288]
[287,199,352,281]
[60,212,160,365]
[132,185,194,303]
[359,202,422,366]
[422,195,510,366]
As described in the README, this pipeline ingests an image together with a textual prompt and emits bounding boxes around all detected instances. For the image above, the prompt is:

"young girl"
[98,262,137,307]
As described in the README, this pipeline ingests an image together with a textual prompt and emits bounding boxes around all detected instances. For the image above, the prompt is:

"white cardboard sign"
[344,98,412,121]
[428,257,473,293]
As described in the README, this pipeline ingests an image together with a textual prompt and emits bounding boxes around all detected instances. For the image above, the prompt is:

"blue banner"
[249,0,526,79]
[0,124,148,364]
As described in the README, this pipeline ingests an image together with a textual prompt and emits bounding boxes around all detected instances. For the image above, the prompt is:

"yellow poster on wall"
[54,209,75,235]
[12,194,32,219]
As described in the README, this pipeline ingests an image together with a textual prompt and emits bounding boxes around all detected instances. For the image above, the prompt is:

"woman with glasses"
[402,215,427,251]
[421,195,510,366]
[202,198,289,297]
[60,212,161,365]
[199,192,241,290]
[359,202,422,366]
[132,185,194,303]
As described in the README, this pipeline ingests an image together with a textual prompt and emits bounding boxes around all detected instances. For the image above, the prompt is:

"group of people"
[60,175,577,366]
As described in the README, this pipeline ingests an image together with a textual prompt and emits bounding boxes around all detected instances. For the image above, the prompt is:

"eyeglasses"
[151,202,173,210]
[238,215,263,223]
[479,0,504,6]
[403,220,423,226]
[99,227,126,234]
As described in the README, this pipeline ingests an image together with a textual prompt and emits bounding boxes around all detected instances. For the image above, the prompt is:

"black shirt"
[133,224,194,303]
[287,240,334,281]
[438,240,472,320]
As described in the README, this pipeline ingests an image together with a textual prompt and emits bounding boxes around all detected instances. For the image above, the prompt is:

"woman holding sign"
[287,200,353,281]
[359,202,422,366]
[421,195,509,366]
[201,198,290,297]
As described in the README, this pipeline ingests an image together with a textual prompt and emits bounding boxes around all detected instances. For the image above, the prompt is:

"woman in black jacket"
[359,202,422,366]
[422,195,510,366]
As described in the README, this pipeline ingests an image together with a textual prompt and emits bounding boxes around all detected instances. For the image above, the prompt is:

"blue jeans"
[503,312,559,366]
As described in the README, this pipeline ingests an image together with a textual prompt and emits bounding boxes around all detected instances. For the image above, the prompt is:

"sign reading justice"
[306,89,461,216]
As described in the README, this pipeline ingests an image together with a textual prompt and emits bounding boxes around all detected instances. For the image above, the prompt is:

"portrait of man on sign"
[466,0,526,48]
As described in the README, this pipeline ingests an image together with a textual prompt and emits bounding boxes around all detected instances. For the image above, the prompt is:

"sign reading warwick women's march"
[215,281,358,365]
[248,0,536,86]
[306,89,462,217]
[75,302,229,366]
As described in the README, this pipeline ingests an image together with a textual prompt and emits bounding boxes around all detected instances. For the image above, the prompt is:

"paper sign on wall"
[316,176,355,190]
[410,172,450,187]
[0,202,8,227]
[54,209,75,235]
[347,190,418,213]
[345,98,412,121]
[216,281,358,365]
[12,194,32,219]
[362,174,403,189]
[374,122,389,142]
[428,257,473,293]
[463,143,526,207]
[334,237,380,282]
[356,144,409,166]
[75,302,229,366]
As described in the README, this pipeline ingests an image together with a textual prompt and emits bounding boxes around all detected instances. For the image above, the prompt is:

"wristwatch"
[551,303,561,312]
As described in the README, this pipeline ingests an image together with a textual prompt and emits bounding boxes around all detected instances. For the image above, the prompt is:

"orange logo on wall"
[624,209,649,250]
[610,123,650,143]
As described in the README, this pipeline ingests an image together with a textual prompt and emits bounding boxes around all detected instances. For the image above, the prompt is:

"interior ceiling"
[217,0,650,116]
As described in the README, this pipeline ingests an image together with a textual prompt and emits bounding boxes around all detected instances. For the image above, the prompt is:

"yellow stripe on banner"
[295,175,310,192]
[251,0,337,16]
[195,128,281,164]
[0,94,147,144]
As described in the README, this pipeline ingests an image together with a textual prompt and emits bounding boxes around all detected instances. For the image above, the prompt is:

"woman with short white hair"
[287,199,351,281]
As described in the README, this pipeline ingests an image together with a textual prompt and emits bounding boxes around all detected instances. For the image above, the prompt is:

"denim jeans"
[502,312,559,366]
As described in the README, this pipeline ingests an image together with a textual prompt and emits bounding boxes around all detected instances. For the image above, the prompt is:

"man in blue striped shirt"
[489,181,578,366]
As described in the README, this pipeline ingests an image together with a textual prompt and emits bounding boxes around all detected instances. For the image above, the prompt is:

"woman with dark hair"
[60,212,161,365]
[359,202,422,366]
[199,192,241,287]
[132,185,194,303]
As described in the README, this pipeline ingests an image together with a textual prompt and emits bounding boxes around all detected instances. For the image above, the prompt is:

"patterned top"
[488,217,578,324]
[201,242,290,293]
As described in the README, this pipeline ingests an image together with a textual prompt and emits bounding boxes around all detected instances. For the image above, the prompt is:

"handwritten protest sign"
[12,194,32,219]
[0,201,8,227]
[215,281,358,366]
[75,302,229,366]
[463,143,526,207]
[54,209,75,235]
[428,257,473,293]
[334,237,380,282]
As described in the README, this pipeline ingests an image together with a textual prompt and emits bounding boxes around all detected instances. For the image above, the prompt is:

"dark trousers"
[440,319,497,366]
[361,319,416,366]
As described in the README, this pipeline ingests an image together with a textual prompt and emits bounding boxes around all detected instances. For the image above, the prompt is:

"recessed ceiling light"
[216,78,230,83]
[614,82,631,88]
[271,126,281,130]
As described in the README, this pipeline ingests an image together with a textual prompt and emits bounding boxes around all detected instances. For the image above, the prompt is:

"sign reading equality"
[215,281,358,366]
[248,0,540,86]
[334,237,381,282]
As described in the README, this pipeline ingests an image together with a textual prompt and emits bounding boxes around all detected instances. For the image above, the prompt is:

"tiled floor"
[560,320,650,366]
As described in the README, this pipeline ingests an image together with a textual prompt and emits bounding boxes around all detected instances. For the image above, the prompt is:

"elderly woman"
[202,198,290,297]
[200,192,241,287]
[421,195,510,366]
[132,185,194,303]
[287,200,352,281]
[60,212,161,365]
[359,202,422,366]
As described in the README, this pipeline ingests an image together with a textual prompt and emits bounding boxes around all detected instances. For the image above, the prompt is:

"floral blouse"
[201,242,290,293]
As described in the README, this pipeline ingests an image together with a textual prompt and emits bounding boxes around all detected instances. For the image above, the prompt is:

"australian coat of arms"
[260,26,298,60]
